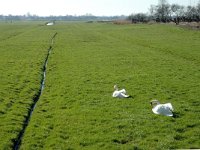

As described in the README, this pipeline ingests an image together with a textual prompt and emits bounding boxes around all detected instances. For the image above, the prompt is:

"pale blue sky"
[0,0,198,16]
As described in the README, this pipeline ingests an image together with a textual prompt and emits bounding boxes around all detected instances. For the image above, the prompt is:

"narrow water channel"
[13,32,57,150]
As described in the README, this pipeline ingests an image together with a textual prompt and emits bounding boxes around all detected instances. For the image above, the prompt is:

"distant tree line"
[0,13,126,22]
[128,0,200,24]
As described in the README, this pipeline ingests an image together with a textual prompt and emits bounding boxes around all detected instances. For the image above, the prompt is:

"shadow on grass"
[112,139,128,144]
[126,95,134,99]
[172,111,182,118]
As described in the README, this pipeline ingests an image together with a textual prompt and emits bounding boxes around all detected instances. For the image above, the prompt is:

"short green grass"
[0,21,56,149]
[20,23,200,149]
[0,22,200,149]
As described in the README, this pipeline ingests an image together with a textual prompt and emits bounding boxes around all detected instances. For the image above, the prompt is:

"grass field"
[0,21,56,148]
[0,21,200,149]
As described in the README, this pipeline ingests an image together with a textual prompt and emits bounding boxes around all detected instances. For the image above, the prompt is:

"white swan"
[112,85,129,98]
[150,100,174,116]
[46,22,54,26]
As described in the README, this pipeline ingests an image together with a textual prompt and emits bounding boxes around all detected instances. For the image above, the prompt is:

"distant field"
[0,21,200,149]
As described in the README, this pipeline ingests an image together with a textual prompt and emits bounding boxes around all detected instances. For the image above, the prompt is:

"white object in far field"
[46,22,54,26]
[112,85,129,98]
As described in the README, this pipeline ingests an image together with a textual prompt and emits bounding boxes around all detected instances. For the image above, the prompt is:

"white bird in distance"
[112,85,130,98]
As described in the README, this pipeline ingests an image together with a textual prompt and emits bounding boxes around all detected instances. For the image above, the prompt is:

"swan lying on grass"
[112,85,129,98]
[150,100,174,116]
[46,22,54,26]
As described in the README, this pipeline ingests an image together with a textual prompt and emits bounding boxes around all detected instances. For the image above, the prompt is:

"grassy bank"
[20,23,200,149]
[0,21,56,149]
[0,22,199,149]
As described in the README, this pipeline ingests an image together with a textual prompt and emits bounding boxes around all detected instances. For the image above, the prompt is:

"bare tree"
[171,4,185,24]
[127,0,200,24]
[157,0,171,22]
[149,5,157,20]
[186,5,198,21]
[197,1,200,21]
[128,13,148,23]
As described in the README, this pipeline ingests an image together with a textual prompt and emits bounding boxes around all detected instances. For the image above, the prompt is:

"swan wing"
[152,104,173,116]
[112,91,129,98]
[163,103,174,112]
[112,91,119,97]
[118,89,126,94]
[120,92,129,98]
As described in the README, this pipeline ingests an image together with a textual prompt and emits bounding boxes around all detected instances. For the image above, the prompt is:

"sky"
[0,0,198,16]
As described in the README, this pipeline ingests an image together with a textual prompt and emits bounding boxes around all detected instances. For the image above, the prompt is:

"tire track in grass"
[13,32,57,150]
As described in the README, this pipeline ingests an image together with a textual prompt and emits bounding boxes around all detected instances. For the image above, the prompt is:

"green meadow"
[0,22,200,149]
[0,21,56,148]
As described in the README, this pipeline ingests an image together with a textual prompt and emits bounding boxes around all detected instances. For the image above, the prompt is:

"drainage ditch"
[13,32,57,150]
